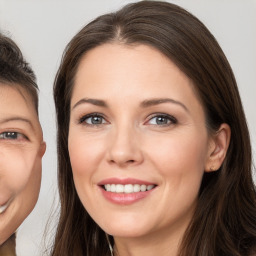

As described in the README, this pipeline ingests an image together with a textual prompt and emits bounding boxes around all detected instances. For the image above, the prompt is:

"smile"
[104,184,156,193]
[98,178,157,205]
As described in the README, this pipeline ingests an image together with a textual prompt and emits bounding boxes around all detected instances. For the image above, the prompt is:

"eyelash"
[79,113,108,126]
[146,113,177,126]
[78,113,177,127]
[0,131,28,141]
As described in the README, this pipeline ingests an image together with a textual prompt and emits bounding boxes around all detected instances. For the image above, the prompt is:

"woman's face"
[0,85,45,244]
[69,44,215,240]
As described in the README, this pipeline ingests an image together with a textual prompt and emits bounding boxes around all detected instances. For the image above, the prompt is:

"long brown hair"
[52,1,256,255]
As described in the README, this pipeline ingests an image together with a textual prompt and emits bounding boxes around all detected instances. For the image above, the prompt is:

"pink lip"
[98,178,157,205]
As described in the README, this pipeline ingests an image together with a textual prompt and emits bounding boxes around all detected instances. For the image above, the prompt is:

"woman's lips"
[98,178,157,205]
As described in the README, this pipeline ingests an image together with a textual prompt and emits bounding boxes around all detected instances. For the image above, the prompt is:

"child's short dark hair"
[0,33,38,113]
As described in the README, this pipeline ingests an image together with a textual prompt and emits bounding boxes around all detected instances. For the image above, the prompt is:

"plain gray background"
[0,0,255,255]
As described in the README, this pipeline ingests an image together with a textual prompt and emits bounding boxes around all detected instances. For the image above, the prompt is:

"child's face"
[0,84,45,245]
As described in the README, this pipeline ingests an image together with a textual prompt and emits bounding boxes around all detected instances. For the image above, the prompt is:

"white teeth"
[141,185,146,192]
[110,184,116,192]
[106,184,111,191]
[133,184,140,192]
[116,184,124,193]
[147,185,154,190]
[124,184,133,193]
[0,204,8,214]
[104,184,155,193]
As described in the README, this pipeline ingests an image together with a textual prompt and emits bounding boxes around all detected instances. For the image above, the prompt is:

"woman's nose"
[106,125,144,167]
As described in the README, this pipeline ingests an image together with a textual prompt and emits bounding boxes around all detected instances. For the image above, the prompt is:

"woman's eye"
[0,132,26,140]
[80,114,107,125]
[147,115,177,126]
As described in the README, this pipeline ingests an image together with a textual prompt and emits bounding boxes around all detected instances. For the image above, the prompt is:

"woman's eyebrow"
[140,98,189,112]
[0,117,35,130]
[72,98,108,110]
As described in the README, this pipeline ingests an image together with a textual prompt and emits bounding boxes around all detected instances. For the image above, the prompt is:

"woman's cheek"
[69,134,106,176]
[148,131,207,176]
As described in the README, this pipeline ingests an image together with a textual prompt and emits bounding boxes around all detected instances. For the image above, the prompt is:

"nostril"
[109,159,136,166]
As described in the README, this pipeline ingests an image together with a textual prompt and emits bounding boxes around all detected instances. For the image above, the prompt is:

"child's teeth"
[0,203,8,214]
[104,184,155,193]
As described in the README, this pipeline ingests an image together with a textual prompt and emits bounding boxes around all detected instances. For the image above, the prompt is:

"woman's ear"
[205,123,231,172]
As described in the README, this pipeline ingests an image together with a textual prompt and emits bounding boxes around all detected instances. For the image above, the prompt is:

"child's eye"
[147,114,177,126]
[79,114,108,126]
[0,131,27,140]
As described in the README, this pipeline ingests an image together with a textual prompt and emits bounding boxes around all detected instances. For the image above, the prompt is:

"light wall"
[0,1,255,255]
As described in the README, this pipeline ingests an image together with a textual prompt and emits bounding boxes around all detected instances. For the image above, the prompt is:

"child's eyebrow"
[0,117,35,130]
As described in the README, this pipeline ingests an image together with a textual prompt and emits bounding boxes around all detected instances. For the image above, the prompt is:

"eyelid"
[78,112,109,125]
[0,131,28,141]
[145,113,177,125]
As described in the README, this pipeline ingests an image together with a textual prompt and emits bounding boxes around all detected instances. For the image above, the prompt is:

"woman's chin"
[102,222,150,239]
